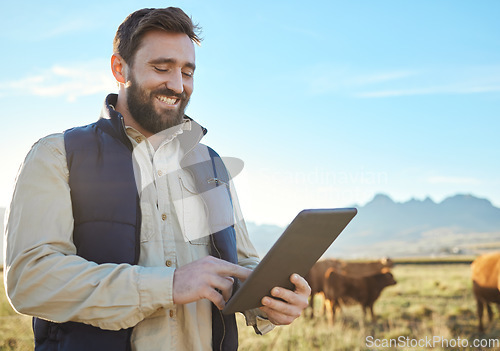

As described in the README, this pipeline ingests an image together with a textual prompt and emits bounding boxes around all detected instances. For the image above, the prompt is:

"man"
[4,7,310,351]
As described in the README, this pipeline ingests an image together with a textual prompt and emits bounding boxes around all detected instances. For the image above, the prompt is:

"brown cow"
[305,259,342,318]
[305,258,394,318]
[323,268,397,323]
[471,252,500,332]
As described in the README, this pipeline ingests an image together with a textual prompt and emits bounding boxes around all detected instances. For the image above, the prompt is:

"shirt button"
[166,260,172,267]
[161,213,167,221]
[157,170,163,176]
[135,136,142,143]
[169,310,174,318]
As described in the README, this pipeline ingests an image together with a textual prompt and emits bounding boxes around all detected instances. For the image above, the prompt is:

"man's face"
[124,30,195,134]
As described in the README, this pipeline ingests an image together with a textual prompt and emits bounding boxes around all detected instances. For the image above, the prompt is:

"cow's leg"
[330,299,338,324]
[487,303,494,323]
[369,304,376,323]
[309,292,315,318]
[324,297,332,324]
[477,298,485,333]
[321,293,327,316]
[359,305,367,328]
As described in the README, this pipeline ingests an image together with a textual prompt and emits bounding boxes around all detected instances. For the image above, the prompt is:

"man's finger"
[267,287,303,312]
[220,263,252,281]
[206,288,226,310]
[222,277,234,301]
[259,304,298,325]
[290,273,311,295]
[211,275,234,302]
[211,257,252,280]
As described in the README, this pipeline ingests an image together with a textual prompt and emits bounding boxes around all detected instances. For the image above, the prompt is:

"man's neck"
[115,94,154,138]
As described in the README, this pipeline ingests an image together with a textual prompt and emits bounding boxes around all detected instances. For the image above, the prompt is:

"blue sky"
[1,1,499,225]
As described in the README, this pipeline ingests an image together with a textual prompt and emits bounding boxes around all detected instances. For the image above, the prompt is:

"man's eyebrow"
[148,57,196,71]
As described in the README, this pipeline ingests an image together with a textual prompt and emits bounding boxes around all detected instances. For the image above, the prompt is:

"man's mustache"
[151,88,186,100]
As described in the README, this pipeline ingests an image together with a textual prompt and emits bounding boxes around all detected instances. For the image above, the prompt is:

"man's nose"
[165,70,184,95]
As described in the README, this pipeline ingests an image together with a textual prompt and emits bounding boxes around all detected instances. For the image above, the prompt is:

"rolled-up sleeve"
[4,134,173,331]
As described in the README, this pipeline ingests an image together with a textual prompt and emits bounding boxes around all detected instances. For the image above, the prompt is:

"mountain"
[245,221,284,257]
[2,193,500,263]
[246,194,500,259]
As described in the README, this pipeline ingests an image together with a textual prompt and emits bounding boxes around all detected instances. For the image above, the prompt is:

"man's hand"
[259,273,311,325]
[172,256,252,310]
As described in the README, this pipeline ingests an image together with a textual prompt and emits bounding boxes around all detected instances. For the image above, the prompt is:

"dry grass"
[2,264,500,350]
[237,264,500,351]
[0,274,33,351]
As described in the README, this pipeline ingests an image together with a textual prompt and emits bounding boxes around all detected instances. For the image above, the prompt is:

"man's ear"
[111,54,127,84]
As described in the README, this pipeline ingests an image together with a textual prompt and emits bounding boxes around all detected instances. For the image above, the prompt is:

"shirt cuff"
[242,308,276,335]
[137,266,174,314]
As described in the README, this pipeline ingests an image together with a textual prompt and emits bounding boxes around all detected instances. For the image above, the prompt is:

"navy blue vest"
[32,95,239,350]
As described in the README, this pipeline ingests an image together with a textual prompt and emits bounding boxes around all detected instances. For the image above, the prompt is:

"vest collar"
[97,93,207,155]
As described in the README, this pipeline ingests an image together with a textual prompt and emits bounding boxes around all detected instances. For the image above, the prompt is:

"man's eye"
[182,71,194,78]
[154,67,168,72]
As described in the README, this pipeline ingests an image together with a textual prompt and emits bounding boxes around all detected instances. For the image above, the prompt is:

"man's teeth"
[157,96,177,105]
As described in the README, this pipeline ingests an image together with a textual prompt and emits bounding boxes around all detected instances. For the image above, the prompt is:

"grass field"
[237,263,500,351]
[0,272,32,351]
[2,264,500,350]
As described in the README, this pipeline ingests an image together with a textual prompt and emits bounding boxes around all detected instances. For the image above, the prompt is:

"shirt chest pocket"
[176,172,234,245]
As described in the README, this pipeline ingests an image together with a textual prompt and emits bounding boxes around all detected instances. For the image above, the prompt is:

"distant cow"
[305,259,342,317]
[338,258,394,278]
[471,252,500,332]
[305,258,394,318]
[323,268,397,323]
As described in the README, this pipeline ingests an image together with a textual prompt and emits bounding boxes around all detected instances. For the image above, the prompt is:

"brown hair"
[113,7,202,66]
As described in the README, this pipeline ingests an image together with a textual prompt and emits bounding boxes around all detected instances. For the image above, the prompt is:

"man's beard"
[126,74,190,135]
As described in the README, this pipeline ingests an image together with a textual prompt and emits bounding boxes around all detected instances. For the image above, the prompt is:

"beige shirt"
[4,120,272,350]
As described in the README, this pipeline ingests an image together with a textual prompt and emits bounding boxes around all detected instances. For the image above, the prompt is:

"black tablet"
[222,208,357,315]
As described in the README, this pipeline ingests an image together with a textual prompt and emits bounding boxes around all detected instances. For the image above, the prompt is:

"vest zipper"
[183,145,232,350]
[209,233,226,350]
[207,177,228,186]
[218,309,226,351]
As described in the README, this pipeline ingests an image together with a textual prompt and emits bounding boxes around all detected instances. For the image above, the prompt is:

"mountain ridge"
[246,193,500,258]
[1,193,500,261]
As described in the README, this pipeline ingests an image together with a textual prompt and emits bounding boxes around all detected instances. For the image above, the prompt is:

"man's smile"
[156,95,180,107]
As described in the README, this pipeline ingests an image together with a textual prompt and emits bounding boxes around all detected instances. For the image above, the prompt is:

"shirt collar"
[125,119,192,150]
[99,93,207,155]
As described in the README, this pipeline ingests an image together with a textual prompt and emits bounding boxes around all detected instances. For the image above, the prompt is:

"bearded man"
[4,7,310,351]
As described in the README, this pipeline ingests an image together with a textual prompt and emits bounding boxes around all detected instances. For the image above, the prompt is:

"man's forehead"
[135,30,195,62]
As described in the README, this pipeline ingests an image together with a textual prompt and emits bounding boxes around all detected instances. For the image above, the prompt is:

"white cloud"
[300,64,500,98]
[348,71,418,86]
[0,60,116,102]
[356,83,500,98]
[41,18,96,39]
[356,65,500,98]
[302,65,417,96]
